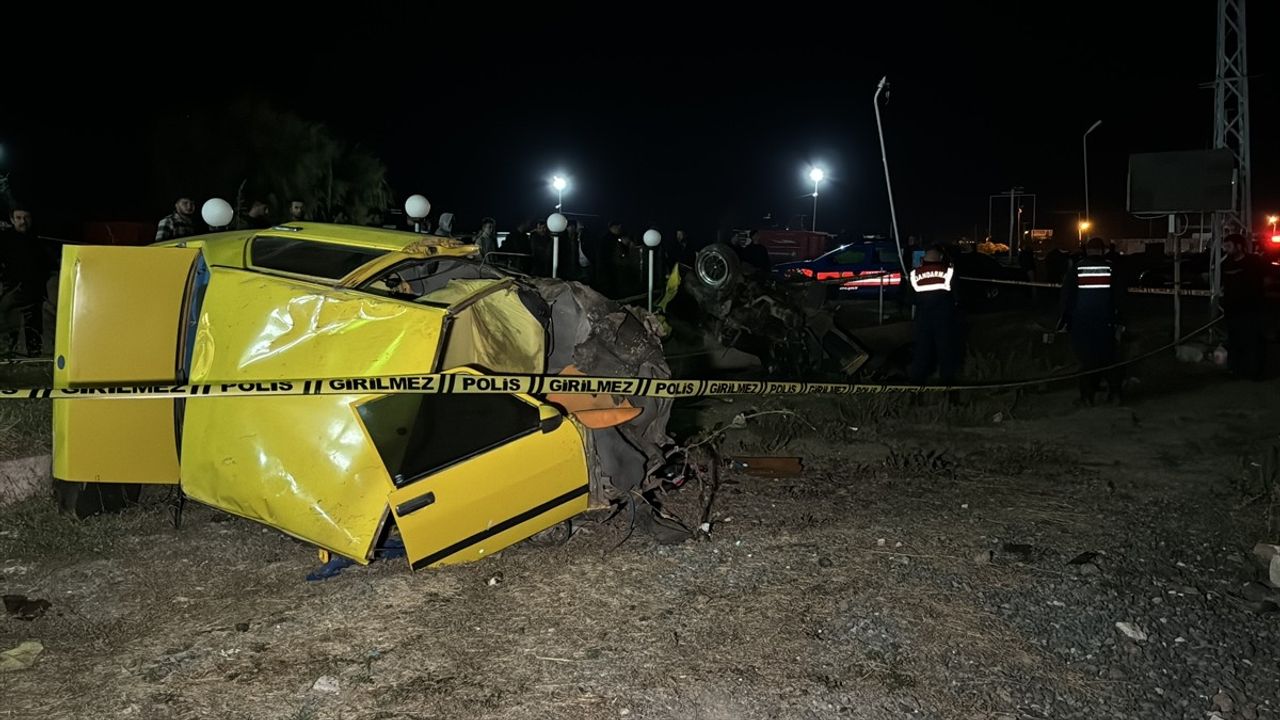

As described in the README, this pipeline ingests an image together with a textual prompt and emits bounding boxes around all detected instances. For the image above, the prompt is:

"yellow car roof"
[153,222,477,273]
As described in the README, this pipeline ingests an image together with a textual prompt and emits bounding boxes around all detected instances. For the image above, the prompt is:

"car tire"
[695,243,741,293]
[54,479,142,519]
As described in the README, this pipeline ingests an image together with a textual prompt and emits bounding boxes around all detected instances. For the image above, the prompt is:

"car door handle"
[396,491,436,516]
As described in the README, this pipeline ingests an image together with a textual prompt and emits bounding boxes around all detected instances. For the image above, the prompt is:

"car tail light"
[840,272,902,288]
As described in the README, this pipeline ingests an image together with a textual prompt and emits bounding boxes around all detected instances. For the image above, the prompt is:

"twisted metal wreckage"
[50,225,866,571]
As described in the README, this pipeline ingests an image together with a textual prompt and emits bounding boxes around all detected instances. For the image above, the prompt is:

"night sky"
[2,3,1276,245]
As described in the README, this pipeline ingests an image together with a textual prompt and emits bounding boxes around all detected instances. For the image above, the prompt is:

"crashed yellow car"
[52,223,673,569]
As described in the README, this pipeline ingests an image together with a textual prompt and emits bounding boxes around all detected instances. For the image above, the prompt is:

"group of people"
[2,194,1270,392]
[906,233,1269,404]
[0,206,56,356]
[154,196,308,241]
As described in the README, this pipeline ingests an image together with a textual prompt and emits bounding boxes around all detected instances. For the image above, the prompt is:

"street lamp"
[643,229,662,312]
[404,194,431,232]
[1082,120,1102,229]
[1078,220,1092,244]
[1268,214,1278,233]
[547,212,568,278]
[808,167,825,231]
[201,198,234,230]
[551,176,568,213]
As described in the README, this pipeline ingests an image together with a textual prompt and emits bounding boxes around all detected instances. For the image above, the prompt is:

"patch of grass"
[0,491,172,561]
[0,398,51,460]
[883,447,954,476]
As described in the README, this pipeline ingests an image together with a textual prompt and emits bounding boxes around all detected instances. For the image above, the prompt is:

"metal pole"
[987,197,994,244]
[874,77,906,275]
[552,234,560,279]
[1170,214,1181,340]
[557,189,563,213]
[1024,193,1034,243]
[647,249,655,312]
[1007,188,1016,255]
[1083,120,1102,227]
[878,273,885,325]
[812,182,819,232]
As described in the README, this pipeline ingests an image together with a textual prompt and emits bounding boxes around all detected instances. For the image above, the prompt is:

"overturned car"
[52,223,674,569]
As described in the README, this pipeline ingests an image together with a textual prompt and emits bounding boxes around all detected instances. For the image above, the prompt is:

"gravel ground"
[1,342,1278,719]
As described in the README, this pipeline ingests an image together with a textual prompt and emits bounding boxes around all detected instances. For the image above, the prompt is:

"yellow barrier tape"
[3,319,1220,401]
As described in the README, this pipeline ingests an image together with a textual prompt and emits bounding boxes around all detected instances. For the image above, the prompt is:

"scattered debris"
[487,572,504,587]
[973,549,993,564]
[818,557,833,568]
[1254,543,1280,566]
[311,675,340,694]
[2,594,50,621]
[1075,562,1101,576]
[306,555,356,582]
[0,641,43,672]
[1115,622,1148,642]
[235,622,250,632]
[876,538,886,547]
[1214,692,1235,713]
[1174,344,1205,363]
[1000,543,1035,561]
[729,456,804,478]
[1066,551,1100,565]
[1240,582,1280,605]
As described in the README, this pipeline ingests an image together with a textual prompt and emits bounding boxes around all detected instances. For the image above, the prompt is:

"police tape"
[807,272,1213,297]
[957,276,1214,297]
[0,319,1221,401]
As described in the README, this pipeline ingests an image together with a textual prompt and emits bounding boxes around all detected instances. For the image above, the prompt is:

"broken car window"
[362,258,503,300]
[357,391,540,487]
[251,236,384,280]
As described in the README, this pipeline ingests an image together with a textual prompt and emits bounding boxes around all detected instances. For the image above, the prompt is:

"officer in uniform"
[908,246,963,384]
[1060,237,1125,405]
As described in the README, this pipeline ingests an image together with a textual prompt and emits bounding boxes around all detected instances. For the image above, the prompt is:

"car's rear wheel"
[695,243,741,293]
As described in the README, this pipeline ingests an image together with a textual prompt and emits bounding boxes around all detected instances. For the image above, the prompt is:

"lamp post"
[551,176,567,213]
[547,212,568,278]
[643,229,662,312]
[201,198,234,231]
[1083,120,1102,229]
[404,194,430,233]
[1078,220,1092,245]
[808,167,825,231]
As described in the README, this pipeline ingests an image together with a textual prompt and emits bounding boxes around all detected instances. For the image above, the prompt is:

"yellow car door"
[52,246,200,487]
[369,370,589,569]
[179,263,589,568]
[178,266,448,563]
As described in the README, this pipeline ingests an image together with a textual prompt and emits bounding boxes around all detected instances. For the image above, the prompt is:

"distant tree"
[149,100,392,226]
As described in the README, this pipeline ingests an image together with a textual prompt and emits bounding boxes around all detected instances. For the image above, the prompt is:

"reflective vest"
[1075,260,1112,290]
[909,261,954,293]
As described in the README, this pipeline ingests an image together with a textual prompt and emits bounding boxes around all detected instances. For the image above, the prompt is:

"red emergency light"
[1270,234,1280,245]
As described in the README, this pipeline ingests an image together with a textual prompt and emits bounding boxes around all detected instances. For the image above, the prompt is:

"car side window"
[831,249,867,265]
[363,258,502,300]
[358,391,540,487]
[250,237,383,279]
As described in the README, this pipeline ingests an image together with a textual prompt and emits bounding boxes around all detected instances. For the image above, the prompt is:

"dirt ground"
[2,307,1279,720]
